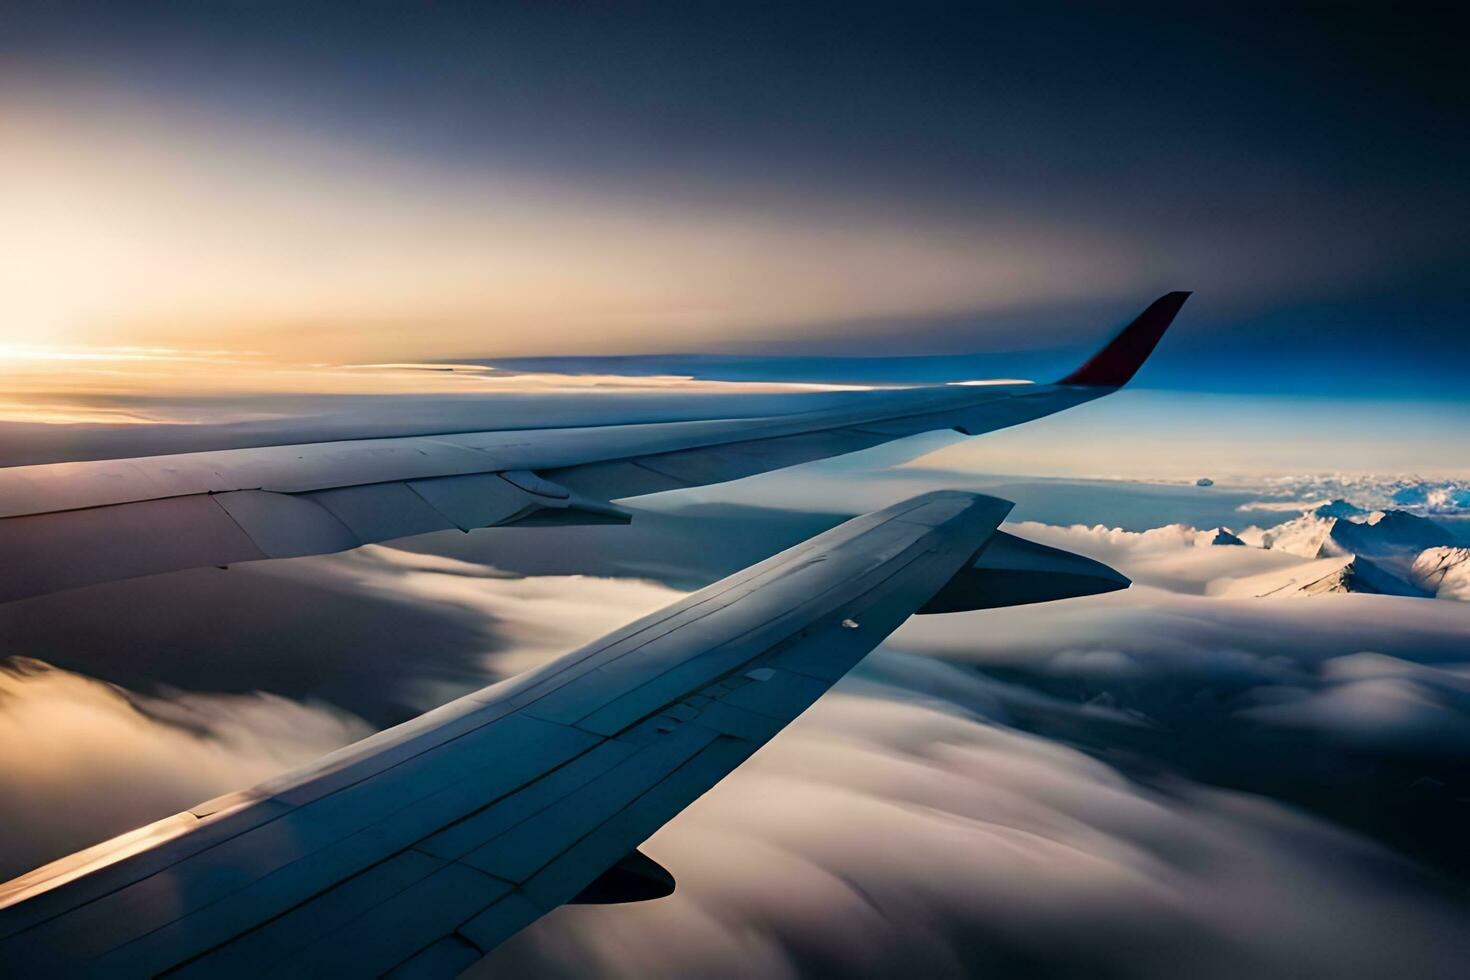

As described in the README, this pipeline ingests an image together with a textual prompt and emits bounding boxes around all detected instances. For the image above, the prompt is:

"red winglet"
[1058,291,1191,387]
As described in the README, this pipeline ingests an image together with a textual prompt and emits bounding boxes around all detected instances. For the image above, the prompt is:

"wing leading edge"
[0,490,1130,977]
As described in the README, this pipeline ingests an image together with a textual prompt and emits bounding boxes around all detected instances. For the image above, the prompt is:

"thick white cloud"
[1003,520,1310,594]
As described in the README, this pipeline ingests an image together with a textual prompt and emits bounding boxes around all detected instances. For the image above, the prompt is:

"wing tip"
[1057,291,1191,387]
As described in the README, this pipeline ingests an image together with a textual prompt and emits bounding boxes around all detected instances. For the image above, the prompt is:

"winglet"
[1057,291,1191,387]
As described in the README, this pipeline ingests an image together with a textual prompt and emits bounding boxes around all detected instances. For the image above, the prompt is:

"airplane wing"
[0,292,1188,604]
[0,490,1129,977]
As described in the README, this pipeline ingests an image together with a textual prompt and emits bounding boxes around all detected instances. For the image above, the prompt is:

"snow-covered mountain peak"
[1213,554,1429,599]
[1179,497,1464,600]
[1327,509,1455,558]
[1254,503,1455,563]
[1411,547,1470,602]
[1313,498,1370,520]
[1206,527,1245,546]
[1258,511,1337,558]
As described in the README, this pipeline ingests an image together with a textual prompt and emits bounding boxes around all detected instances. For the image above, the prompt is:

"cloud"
[1002,520,1311,594]
[0,658,371,881]
[0,344,871,429]
[0,541,686,727]
[1236,498,1334,513]
[1245,476,1470,518]
[1237,652,1470,755]
[883,583,1470,884]
[0,547,684,886]
[476,654,1470,980]
[2,497,1468,977]
[333,545,682,684]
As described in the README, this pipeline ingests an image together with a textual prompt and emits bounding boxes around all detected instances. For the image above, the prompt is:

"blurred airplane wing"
[0,292,1186,603]
[0,490,1128,977]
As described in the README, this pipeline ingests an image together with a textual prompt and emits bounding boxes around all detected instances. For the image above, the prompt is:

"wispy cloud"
[0,346,869,427]
[0,658,369,881]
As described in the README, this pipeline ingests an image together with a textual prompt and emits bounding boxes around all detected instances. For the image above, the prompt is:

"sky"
[1,4,1466,380]
[1,3,1466,477]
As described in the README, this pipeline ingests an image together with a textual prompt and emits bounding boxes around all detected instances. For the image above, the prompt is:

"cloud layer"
[0,658,369,880]
[476,653,1470,980]
[1,486,1468,976]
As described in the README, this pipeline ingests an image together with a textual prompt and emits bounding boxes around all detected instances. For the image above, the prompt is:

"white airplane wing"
[0,292,1187,603]
[0,490,1129,976]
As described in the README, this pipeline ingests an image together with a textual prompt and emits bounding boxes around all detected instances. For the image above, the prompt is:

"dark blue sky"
[2,2,1466,399]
